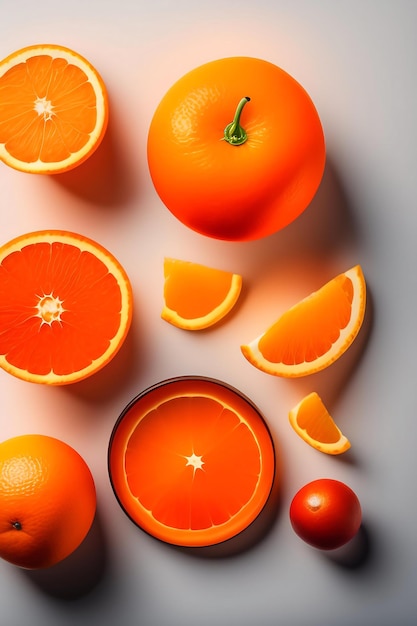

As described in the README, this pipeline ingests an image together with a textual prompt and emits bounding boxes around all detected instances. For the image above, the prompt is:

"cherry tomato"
[147,56,325,242]
[289,479,362,550]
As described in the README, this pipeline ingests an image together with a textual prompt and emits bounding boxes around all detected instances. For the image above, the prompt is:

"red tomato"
[289,479,362,550]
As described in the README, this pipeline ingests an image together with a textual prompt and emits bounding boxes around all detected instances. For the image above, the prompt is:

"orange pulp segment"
[289,392,351,455]
[162,258,242,330]
[108,377,276,547]
[0,230,133,385]
[241,265,366,377]
[0,44,108,173]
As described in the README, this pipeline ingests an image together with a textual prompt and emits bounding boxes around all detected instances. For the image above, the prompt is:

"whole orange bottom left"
[0,434,96,569]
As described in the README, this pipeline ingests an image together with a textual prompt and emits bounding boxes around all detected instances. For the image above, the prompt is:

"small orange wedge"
[241,265,366,377]
[161,258,242,330]
[289,392,351,455]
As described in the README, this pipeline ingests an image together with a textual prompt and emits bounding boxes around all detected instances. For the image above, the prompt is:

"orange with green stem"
[147,56,326,241]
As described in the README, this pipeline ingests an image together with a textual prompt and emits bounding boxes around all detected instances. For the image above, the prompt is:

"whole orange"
[147,56,325,241]
[0,434,96,569]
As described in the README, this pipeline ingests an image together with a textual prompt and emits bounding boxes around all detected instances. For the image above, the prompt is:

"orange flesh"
[164,261,235,319]
[0,55,96,163]
[295,394,340,443]
[109,378,276,546]
[126,396,260,529]
[259,274,354,364]
[0,241,122,376]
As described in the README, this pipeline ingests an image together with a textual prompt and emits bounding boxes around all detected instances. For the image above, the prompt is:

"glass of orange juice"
[108,376,276,547]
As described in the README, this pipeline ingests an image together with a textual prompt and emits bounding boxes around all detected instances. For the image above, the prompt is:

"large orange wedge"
[241,265,366,377]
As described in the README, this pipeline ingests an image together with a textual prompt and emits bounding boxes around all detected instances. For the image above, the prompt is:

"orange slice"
[0,230,133,385]
[0,44,108,173]
[161,257,242,330]
[108,377,276,547]
[289,392,351,455]
[241,265,366,377]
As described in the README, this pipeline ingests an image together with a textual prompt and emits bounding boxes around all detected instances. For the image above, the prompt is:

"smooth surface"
[0,1,416,624]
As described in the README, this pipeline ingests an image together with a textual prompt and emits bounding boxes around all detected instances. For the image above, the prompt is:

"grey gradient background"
[1,1,416,625]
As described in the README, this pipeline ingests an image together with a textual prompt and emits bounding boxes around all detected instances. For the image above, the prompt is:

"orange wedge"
[241,265,366,377]
[289,392,351,455]
[0,44,108,173]
[161,258,242,330]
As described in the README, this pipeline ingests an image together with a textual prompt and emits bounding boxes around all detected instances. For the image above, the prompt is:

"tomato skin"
[289,479,362,550]
[147,57,325,242]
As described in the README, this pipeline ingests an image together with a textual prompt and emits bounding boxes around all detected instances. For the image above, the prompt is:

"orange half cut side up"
[0,44,108,173]
[0,230,133,385]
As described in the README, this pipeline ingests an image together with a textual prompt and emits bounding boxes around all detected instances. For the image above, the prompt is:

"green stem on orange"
[223,96,251,146]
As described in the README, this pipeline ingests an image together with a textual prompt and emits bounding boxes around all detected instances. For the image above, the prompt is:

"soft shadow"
[281,154,359,258]
[324,522,374,571]
[62,310,144,405]
[22,509,108,600]
[175,434,284,560]
[51,95,139,208]
[241,153,361,275]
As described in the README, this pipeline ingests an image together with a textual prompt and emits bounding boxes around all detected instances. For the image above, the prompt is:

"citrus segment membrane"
[289,392,351,455]
[108,377,276,547]
[0,44,108,173]
[162,258,242,330]
[241,265,366,377]
[0,230,133,384]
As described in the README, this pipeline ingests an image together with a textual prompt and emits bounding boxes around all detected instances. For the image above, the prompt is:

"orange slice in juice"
[108,377,276,547]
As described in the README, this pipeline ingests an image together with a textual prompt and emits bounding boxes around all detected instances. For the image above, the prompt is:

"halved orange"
[108,377,276,547]
[0,44,108,174]
[161,257,242,330]
[241,265,366,377]
[0,230,133,385]
[289,392,351,455]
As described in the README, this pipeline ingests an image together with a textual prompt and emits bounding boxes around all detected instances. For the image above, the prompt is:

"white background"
[1,1,416,625]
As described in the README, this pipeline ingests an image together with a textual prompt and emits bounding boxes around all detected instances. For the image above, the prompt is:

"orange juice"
[108,377,276,547]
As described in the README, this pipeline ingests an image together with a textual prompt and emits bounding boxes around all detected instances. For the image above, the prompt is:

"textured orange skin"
[0,435,96,569]
[289,479,362,550]
[147,56,326,241]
